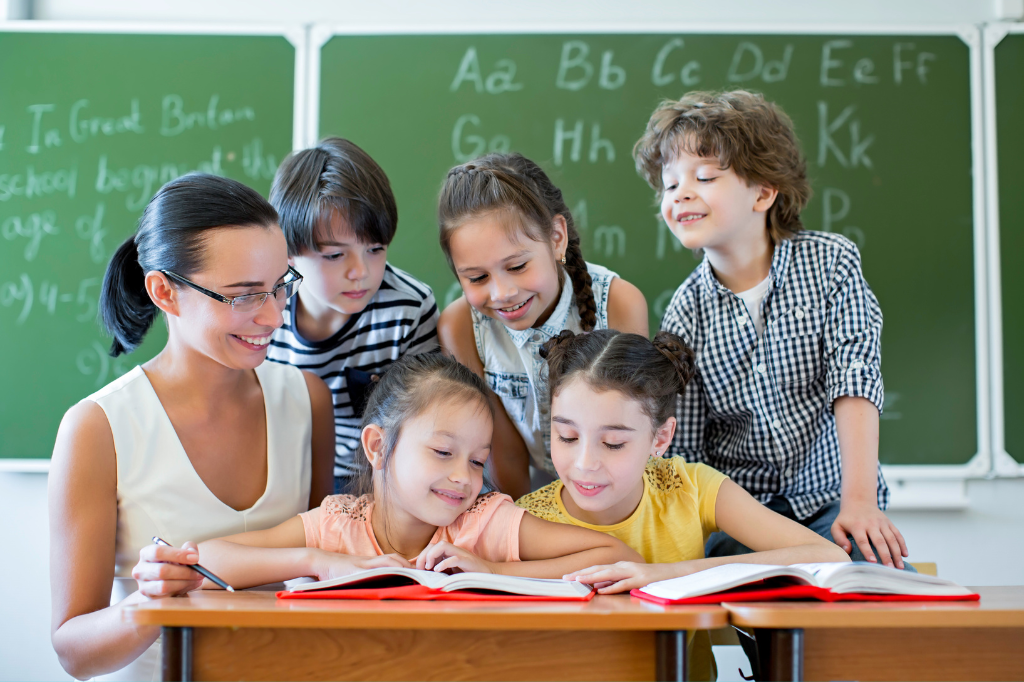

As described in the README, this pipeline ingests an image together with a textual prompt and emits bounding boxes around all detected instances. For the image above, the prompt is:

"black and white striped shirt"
[661,231,888,520]
[267,264,439,477]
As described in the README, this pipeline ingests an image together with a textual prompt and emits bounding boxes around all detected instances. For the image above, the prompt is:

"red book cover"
[277,584,597,602]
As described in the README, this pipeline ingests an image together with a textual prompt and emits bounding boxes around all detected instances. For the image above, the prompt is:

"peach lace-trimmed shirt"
[299,491,526,561]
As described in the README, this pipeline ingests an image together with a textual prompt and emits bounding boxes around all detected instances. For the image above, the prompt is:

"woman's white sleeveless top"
[87,361,312,681]
[470,262,617,476]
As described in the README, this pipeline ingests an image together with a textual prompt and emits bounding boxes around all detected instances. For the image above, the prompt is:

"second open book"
[632,562,979,604]
[276,567,596,602]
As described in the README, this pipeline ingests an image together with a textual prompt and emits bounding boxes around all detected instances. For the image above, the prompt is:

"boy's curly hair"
[633,90,811,243]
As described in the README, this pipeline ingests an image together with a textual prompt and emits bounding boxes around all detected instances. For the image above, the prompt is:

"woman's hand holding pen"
[131,541,204,598]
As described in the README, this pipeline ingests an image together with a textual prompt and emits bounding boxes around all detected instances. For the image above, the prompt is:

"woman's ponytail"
[100,235,158,357]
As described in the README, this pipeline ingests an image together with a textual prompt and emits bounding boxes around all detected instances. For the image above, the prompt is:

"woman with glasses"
[47,173,334,681]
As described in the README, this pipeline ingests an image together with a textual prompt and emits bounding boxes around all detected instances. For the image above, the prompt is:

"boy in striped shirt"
[634,91,911,569]
[267,138,439,494]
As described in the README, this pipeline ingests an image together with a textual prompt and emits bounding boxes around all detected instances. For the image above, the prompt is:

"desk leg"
[754,628,804,682]
[160,626,193,682]
[656,630,689,682]
[161,627,181,682]
[181,627,193,682]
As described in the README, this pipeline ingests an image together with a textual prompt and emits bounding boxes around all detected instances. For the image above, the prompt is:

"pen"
[152,536,235,592]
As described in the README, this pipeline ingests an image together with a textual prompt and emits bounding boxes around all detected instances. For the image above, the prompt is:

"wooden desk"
[125,591,728,681]
[724,586,1024,681]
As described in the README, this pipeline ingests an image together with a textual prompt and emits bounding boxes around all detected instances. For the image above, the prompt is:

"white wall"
[2,1,1023,680]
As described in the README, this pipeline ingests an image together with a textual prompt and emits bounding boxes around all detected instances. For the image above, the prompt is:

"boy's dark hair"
[353,352,493,499]
[270,137,398,255]
[541,329,697,432]
[633,90,811,243]
[438,152,598,331]
[100,173,279,357]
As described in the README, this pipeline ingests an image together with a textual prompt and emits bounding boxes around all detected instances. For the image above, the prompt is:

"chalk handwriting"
[2,210,59,261]
[0,163,78,203]
[75,203,107,264]
[242,137,278,180]
[594,225,626,257]
[160,94,255,137]
[821,187,867,249]
[817,102,874,168]
[77,340,129,387]
[820,40,880,87]
[656,218,684,260]
[651,38,701,87]
[893,43,936,85]
[450,47,524,94]
[553,120,614,165]
[556,41,626,91]
[0,273,101,325]
[654,289,676,320]
[26,104,62,154]
[69,98,144,143]
[0,273,32,323]
[451,115,510,163]
[727,42,793,83]
[95,148,224,210]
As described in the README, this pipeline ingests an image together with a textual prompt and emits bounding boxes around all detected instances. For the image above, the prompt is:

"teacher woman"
[48,174,334,680]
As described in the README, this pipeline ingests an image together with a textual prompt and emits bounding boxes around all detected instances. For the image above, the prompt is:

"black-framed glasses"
[160,266,303,313]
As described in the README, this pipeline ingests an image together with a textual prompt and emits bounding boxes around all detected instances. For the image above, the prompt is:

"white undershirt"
[735,276,771,336]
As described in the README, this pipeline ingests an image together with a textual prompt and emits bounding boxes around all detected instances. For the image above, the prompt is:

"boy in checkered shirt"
[634,90,911,569]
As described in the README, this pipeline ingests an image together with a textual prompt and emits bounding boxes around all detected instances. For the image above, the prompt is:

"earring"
[560,255,567,265]
[655,451,661,457]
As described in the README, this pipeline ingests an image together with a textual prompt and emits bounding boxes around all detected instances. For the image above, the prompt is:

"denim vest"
[471,262,616,475]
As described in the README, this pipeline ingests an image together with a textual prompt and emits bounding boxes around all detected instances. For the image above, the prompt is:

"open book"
[276,567,596,602]
[632,562,979,605]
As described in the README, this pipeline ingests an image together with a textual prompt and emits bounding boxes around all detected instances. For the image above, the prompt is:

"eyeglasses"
[160,266,303,313]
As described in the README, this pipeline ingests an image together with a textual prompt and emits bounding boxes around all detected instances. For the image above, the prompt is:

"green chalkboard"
[318,31,978,466]
[995,31,1024,465]
[0,30,296,461]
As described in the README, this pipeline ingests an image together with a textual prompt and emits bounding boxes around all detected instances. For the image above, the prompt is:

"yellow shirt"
[516,457,727,563]
[516,457,729,682]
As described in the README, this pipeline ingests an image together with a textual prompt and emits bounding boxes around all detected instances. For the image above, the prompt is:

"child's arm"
[438,296,531,498]
[196,517,411,589]
[415,513,642,578]
[606,278,649,336]
[566,480,850,593]
[832,395,908,568]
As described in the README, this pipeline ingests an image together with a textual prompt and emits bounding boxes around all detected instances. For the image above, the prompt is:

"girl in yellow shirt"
[516,329,849,588]
[516,329,850,680]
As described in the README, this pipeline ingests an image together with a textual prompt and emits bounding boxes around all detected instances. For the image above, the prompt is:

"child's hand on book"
[831,502,908,569]
[311,550,413,581]
[415,541,492,574]
[564,561,688,594]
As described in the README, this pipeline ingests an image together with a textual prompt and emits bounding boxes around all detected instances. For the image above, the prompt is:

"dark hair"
[541,329,697,431]
[270,137,398,255]
[99,173,279,357]
[353,352,493,499]
[633,90,811,242]
[438,152,597,331]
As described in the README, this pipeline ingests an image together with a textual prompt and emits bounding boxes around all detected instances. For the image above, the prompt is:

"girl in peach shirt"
[196,353,639,586]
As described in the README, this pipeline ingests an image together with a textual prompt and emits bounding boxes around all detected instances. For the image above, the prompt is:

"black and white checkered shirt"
[661,231,888,520]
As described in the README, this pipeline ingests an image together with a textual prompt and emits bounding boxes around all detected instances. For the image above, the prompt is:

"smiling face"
[660,149,774,254]
[447,211,566,331]
[374,397,493,529]
[549,377,676,526]
[289,210,388,331]
[161,225,290,370]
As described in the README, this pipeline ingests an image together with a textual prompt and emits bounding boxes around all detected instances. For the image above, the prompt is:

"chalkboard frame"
[309,23,992,498]
[0,21,309,472]
[983,23,1024,478]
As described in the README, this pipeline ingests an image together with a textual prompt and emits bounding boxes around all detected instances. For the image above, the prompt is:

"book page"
[442,573,593,597]
[640,563,812,600]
